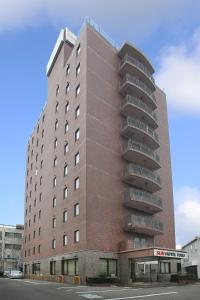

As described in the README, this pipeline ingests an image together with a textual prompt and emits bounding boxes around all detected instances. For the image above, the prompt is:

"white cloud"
[0,0,200,39]
[155,28,200,114]
[174,186,200,247]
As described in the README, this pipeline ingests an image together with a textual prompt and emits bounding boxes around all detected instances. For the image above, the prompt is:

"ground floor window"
[24,264,30,274]
[50,261,56,275]
[160,262,171,274]
[32,263,40,275]
[100,259,118,277]
[62,259,78,275]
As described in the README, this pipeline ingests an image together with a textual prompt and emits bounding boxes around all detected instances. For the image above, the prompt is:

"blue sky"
[0,0,200,247]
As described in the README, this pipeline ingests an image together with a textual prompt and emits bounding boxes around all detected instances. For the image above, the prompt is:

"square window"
[53,197,56,208]
[64,187,68,199]
[74,230,79,243]
[63,211,68,223]
[74,203,79,216]
[76,84,80,97]
[63,235,68,246]
[64,165,68,176]
[66,82,70,94]
[75,128,80,142]
[65,102,69,113]
[76,44,81,57]
[66,64,70,75]
[74,177,80,190]
[64,142,69,154]
[53,177,57,187]
[65,121,69,133]
[76,63,80,77]
[75,106,80,119]
[52,239,56,249]
[52,218,56,228]
[75,152,80,165]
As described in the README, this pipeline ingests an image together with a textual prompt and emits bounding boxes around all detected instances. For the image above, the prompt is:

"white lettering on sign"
[154,249,187,259]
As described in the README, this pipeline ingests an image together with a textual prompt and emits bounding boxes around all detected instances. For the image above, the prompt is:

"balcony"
[124,214,163,236]
[119,55,155,91]
[121,116,159,150]
[123,163,161,193]
[118,42,154,75]
[121,95,158,129]
[123,187,163,214]
[123,140,161,171]
[119,74,156,110]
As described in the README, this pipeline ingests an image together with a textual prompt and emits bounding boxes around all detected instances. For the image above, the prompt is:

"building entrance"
[131,260,158,282]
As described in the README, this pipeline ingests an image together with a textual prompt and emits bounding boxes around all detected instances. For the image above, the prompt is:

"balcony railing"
[122,95,157,122]
[125,214,163,235]
[124,187,163,209]
[123,139,160,164]
[122,116,159,143]
[120,55,155,82]
[120,74,156,103]
[124,163,161,186]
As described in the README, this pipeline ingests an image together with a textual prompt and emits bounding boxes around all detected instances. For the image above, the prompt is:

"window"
[39,210,41,219]
[54,157,58,167]
[75,128,80,142]
[74,177,80,190]
[74,230,79,243]
[64,187,68,199]
[41,144,44,153]
[38,227,41,236]
[76,44,81,57]
[64,121,69,133]
[33,247,35,255]
[76,63,80,77]
[55,102,59,112]
[100,259,118,277]
[64,142,69,154]
[37,125,39,133]
[52,239,56,249]
[35,169,38,176]
[50,261,56,275]
[27,156,30,163]
[34,199,36,207]
[28,234,30,241]
[31,163,33,170]
[32,136,34,144]
[29,190,32,198]
[64,165,68,176]
[31,149,33,157]
[75,152,80,165]
[34,184,37,191]
[42,114,45,123]
[39,193,42,202]
[63,235,68,246]
[66,82,70,94]
[40,176,42,185]
[76,84,80,96]
[53,197,56,208]
[160,262,171,274]
[52,218,56,228]
[36,153,38,162]
[33,231,36,239]
[75,105,80,119]
[42,129,44,138]
[54,138,58,149]
[40,160,43,169]
[66,64,70,76]
[63,211,68,223]
[74,203,79,216]
[36,139,39,147]
[55,120,58,131]
[28,249,30,256]
[56,85,60,96]
[53,177,57,187]
[25,209,27,216]
[65,102,69,114]
[30,177,32,184]
[34,214,36,223]
[38,245,41,254]
[62,259,78,275]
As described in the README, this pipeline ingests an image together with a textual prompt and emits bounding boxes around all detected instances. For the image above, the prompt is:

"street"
[0,278,200,300]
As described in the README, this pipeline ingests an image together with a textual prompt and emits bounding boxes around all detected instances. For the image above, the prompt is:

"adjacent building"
[23,18,186,283]
[0,224,24,273]
[182,237,200,279]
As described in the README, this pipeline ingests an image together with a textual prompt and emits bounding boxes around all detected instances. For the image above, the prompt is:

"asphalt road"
[1,278,200,300]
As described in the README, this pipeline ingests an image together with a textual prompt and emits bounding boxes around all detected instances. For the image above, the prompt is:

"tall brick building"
[24,18,186,283]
